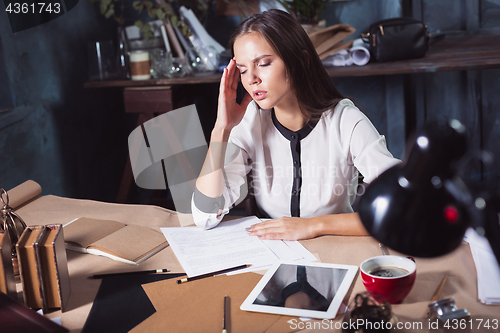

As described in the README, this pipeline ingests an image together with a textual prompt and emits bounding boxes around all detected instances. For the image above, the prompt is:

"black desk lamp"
[358,119,500,265]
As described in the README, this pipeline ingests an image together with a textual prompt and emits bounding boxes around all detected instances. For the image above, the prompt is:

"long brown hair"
[229,9,344,121]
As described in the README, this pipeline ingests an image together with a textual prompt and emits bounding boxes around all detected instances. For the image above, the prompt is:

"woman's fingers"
[247,220,286,238]
[246,217,315,241]
[230,60,240,92]
[225,59,237,91]
[219,67,228,98]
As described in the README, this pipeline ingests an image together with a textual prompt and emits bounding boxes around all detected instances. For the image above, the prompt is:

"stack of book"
[16,224,71,313]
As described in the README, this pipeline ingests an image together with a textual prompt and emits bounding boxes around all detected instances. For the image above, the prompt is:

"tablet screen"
[241,261,358,319]
[252,263,348,311]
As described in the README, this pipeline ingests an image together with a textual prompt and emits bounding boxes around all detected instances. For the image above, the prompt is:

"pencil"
[431,274,448,302]
[176,264,251,284]
[425,274,448,317]
[223,295,229,333]
[87,269,170,279]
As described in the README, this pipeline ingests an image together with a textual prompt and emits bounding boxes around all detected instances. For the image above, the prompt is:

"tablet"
[240,261,358,319]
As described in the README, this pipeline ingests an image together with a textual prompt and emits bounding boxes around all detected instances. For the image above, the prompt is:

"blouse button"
[291,135,295,139]
[293,160,298,165]
[292,190,297,194]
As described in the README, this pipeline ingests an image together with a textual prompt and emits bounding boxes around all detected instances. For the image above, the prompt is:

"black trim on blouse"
[271,109,317,217]
[193,186,226,214]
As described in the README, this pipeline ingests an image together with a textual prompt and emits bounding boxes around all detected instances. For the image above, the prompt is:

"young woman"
[192,9,399,240]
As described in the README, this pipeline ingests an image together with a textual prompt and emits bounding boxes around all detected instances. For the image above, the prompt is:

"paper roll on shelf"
[321,38,371,67]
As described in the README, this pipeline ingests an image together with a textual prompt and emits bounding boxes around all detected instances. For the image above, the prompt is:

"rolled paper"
[5,180,42,209]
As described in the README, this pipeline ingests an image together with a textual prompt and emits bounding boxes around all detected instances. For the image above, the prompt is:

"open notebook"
[63,217,168,265]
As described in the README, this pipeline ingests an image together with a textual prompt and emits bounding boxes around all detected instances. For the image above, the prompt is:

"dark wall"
[0,1,128,201]
[1,0,499,204]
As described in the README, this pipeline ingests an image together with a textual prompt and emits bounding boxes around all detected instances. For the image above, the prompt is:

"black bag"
[362,17,430,62]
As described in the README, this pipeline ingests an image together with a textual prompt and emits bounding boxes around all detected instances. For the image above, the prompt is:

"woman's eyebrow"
[236,54,272,67]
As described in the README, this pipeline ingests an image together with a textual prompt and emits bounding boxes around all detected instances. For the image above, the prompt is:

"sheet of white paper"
[470,244,500,304]
[261,239,303,261]
[161,216,279,277]
[464,227,500,304]
[464,227,495,254]
[284,240,318,262]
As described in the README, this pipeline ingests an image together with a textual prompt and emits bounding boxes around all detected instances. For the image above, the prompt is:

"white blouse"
[192,99,400,229]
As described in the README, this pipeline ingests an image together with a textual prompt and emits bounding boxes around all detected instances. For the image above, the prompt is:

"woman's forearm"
[247,212,370,241]
[310,212,370,237]
[195,126,232,198]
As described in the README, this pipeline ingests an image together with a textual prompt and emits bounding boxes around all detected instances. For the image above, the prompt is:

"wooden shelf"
[84,72,222,88]
[326,34,500,77]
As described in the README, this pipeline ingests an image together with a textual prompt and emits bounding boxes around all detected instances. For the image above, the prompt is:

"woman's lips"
[253,90,267,101]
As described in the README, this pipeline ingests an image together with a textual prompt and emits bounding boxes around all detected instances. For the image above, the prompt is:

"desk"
[16,195,500,332]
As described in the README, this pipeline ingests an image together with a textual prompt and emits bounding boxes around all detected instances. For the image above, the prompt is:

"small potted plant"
[277,0,327,33]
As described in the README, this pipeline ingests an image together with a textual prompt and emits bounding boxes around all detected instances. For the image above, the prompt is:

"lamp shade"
[358,120,475,257]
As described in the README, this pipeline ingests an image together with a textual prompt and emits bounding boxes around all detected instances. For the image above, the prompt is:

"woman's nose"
[247,70,261,85]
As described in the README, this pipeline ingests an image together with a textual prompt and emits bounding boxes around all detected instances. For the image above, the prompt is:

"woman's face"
[234,32,296,111]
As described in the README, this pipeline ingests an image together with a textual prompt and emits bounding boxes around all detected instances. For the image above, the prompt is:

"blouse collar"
[271,109,317,141]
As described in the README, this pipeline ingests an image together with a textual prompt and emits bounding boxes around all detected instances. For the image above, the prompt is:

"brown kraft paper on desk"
[131,272,299,333]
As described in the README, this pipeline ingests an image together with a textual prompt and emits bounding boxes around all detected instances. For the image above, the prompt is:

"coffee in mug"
[368,266,410,277]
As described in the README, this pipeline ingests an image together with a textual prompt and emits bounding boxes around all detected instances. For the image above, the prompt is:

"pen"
[176,264,251,284]
[223,295,229,333]
[87,269,170,279]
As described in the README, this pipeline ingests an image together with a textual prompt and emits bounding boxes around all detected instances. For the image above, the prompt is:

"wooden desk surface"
[84,34,500,90]
[15,195,500,333]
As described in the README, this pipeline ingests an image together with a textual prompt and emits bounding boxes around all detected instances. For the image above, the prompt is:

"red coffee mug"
[360,255,416,304]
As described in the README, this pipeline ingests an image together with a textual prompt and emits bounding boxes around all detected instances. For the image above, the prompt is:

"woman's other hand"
[246,213,369,240]
[246,217,320,241]
[214,59,253,132]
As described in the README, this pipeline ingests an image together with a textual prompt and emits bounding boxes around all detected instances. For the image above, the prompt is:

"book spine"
[33,226,49,313]
[163,17,184,58]
[17,227,45,310]
[49,224,71,312]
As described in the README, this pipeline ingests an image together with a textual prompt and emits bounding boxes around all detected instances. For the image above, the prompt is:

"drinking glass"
[168,56,188,78]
